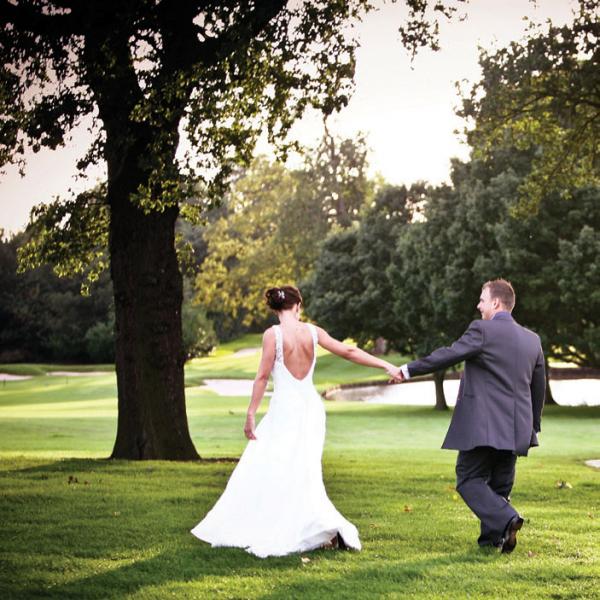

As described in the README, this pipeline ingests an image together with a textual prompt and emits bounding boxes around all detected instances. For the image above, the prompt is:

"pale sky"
[0,0,578,236]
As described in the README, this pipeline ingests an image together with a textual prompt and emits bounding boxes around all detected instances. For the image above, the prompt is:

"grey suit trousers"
[456,447,518,546]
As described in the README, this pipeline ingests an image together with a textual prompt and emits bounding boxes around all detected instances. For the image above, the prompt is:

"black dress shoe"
[501,516,524,554]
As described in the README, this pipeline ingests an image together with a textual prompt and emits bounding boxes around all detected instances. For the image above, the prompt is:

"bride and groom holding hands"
[191,279,546,558]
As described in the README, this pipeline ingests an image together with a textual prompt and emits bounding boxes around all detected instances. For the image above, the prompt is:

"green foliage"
[300,228,364,342]
[402,153,600,367]
[2,225,225,363]
[3,0,467,287]
[182,303,217,359]
[16,185,109,295]
[304,185,419,347]
[557,219,600,365]
[305,126,373,228]
[195,159,299,330]
[84,316,115,364]
[0,0,383,206]
[460,1,600,211]
[390,181,478,359]
[0,232,115,363]
[195,136,371,334]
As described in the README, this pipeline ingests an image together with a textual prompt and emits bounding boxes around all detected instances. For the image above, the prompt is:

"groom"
[398,279,546,553]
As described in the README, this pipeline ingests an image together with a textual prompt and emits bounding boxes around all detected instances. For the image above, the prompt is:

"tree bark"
[433,369,448,411]
[372,337,388,355]
[108,197,199,460]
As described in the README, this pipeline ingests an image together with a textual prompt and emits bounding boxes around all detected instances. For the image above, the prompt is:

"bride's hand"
[385,364,404,383]
[244,414,257,440]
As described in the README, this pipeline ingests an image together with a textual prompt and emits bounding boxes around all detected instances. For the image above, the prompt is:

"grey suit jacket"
[407,312,546,456]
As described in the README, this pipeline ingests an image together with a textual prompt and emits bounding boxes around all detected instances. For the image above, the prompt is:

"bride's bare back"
[279,323,315,380]
[244,285,399,443]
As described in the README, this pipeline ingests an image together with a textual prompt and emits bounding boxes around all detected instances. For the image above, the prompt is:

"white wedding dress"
[191,323,361,558]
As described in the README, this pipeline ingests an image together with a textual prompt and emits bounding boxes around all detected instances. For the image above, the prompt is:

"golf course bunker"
[202,379,271,397]
[0,373,32,381]
[48,371,112,377]
[233,348,261,357]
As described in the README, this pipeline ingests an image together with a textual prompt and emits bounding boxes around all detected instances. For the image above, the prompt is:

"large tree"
[389,180,481,410]
[304,184,418,347]
[414,152,600,403]
[195,133,371,335]
[0,0,471,459]
[194,159,303,332]
[459,0,599,211]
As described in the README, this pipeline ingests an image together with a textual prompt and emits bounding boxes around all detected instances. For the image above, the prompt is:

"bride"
[191,285,401,558]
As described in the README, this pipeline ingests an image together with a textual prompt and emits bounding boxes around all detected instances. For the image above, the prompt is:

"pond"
[325,379,600,407]
[198,377,600,407]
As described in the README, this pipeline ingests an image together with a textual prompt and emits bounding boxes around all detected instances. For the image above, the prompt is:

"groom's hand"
[385,365,404,383]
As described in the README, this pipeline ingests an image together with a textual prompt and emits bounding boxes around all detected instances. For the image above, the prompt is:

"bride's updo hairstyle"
[265,285,303,312]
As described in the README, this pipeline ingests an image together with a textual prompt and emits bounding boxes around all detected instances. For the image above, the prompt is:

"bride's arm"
[316,326,402,381]
[244,328,276,440]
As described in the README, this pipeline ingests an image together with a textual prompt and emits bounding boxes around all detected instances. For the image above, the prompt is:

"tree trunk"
[433,369,448,411]
[372,337,388,355]
[109,198,199,460]
[544,356,557,405]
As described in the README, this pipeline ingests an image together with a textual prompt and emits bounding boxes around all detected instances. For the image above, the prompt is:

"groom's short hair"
[483,279,516,311]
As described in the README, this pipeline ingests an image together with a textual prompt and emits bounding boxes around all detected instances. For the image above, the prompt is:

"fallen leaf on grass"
[403,505,412,513]
[555,480,573,489]
[527,551,536,558]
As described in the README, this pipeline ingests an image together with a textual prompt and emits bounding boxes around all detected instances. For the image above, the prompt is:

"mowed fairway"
[0,338,599,599]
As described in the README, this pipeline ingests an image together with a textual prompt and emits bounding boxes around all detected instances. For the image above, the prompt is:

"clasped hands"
[385,364,405,384]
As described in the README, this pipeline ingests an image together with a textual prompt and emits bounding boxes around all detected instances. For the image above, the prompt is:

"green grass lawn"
[1,340,599,599]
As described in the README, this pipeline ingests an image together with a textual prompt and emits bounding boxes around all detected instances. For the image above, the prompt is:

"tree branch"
[168,0,288,71]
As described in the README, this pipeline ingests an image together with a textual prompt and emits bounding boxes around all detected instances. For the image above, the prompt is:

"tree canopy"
[195,133,371,335]
[304,184,418,347]
[460,0,599,211]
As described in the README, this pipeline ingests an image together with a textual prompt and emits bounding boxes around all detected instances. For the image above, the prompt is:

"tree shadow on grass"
[2,456,238,476]
[2,457,112,474]
[22,542,329,599]
[34,544,510,599]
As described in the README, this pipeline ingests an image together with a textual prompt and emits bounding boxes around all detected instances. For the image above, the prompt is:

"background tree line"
[0,131,367,362]
[0,227,217,363]
[305,148,600,407]
[4,132,599,398]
